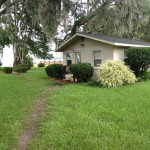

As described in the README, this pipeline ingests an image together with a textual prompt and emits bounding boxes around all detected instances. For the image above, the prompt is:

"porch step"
[65,74,73,80]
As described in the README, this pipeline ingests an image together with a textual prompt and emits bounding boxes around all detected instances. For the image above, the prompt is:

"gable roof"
[56,32,150,52]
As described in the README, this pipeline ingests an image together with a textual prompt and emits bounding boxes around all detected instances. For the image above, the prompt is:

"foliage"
[138,71,150,81]
[24,56,34,68]
[0,60,2,66]
[98,60,137,87]
[13,67,28,73]
[3,67,13,74]
[0,1,50,66]
[69,63,93,82]
[0,67,3,71]
[125,47,150,76]
[38,63,45,67]
[45,64,63,79]
[15,64,30,70]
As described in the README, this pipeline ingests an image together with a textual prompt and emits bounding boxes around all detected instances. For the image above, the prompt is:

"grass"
[29,81,150,150]
[0,68,51,149]
[1,68,150,149]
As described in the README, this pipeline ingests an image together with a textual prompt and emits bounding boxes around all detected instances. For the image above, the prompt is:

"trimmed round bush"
[69,63,93,82]
[3,67,13,74]
[45,64,63,79]
[98,60,137,87]
[38,63,45,67]
[13,67,28,73]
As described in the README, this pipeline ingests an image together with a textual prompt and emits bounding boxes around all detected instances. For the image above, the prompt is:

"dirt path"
[17,82,64,150]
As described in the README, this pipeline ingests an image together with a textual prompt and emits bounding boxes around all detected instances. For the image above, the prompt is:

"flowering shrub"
[97,60,137,87]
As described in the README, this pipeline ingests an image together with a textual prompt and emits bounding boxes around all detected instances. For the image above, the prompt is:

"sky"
[1,46,63,67]
[1,46,14,67]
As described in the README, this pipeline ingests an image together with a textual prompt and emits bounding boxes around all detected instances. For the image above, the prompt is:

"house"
[56,32,150,79]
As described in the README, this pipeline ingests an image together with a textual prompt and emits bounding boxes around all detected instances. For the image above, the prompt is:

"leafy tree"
[0,0,51,66]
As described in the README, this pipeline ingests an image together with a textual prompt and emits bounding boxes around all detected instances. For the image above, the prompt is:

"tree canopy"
[0,0,150,65]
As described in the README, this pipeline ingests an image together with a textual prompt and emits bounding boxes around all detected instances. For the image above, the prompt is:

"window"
[66,53,72,65]
[75,52,81,63]
[93,51,101,67]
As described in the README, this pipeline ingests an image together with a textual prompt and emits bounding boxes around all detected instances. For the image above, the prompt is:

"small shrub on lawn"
[15,64,31,70]
[125,47,150,77]
[45,64,63,79]
[98,60,137,87]
[69,63,93,82]
[3,67,13,74]
[0,67,4,71]
[38,63,45,67]
[13,67,28,73]
[0,60,2,66]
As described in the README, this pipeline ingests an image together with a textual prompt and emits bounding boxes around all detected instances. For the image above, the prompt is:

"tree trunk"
[13,43,18,67]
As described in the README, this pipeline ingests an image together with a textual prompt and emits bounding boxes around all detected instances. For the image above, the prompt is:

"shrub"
[13,67,28,73]
[0,60,2,66]
[45,64,63,79]
[38,63,45,67]
[97,60,137,87]
[15,64,31,70]
[125,47,150,77]
[25,56,34,68]
[138,71,150,81]
[3,67,13,74]
[69,63,93,82]
[0,67,3,71]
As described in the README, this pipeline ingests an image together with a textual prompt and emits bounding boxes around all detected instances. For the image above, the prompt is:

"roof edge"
[56,33,150,51]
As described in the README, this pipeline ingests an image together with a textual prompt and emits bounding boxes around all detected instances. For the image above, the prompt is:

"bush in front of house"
[45,64,63,79]
[13,67,28,73]
[38,63,45,67]
[98,60,137,87]
[125,47,150,77]
[3,67,13,74]
[138,71,150,81]
[69,63,93,82]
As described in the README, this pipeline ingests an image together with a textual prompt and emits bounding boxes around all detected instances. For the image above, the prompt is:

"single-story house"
[56,32,150,79]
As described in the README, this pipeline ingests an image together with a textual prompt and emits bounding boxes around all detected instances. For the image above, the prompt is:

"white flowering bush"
[97,60,137,87]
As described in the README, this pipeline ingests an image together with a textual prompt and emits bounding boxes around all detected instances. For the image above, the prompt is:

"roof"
[56,32,150,52]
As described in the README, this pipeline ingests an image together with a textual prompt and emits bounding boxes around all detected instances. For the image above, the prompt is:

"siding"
[63,37,125,67]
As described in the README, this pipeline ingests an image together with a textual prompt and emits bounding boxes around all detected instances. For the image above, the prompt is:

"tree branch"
[0,0,7,8]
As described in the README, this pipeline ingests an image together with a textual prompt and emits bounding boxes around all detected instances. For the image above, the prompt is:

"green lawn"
[1,68,150,149]
[29,81,150,150]
[0,68,51,149]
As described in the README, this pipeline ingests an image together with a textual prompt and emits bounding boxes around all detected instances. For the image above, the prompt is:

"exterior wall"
[62,37,127,79]
[113,47,125,61]
[63,38,115,67]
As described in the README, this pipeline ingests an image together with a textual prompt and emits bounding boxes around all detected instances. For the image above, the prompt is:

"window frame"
[93,51,102,67]
[66,53,72,66]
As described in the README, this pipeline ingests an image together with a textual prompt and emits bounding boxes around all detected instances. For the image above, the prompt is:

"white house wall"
[113,47,125,61]
[63,38,117,66]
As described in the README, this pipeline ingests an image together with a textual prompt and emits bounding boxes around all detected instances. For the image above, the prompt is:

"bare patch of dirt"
[16,82,63,150]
